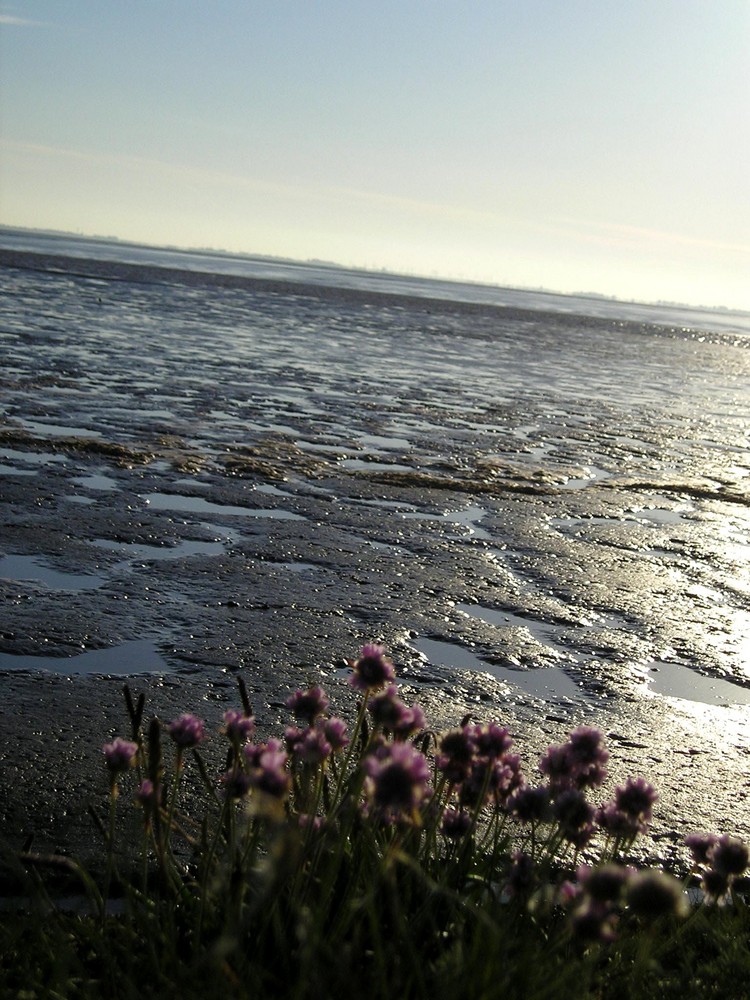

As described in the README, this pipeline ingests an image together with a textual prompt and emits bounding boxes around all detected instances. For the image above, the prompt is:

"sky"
[1,1,748,309]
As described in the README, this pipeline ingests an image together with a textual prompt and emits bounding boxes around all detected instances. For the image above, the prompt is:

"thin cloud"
[556,217,750,257]
[0,11,48,26]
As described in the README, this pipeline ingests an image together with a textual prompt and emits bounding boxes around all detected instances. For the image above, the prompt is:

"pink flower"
[285,686,329,724]
[102,737,138,773]
[349,644,396,692]
[167,714,205,748]
[223,709,255,744]
[363,741,431,822]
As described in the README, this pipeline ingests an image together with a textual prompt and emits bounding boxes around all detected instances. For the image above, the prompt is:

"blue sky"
[1,1,748,308]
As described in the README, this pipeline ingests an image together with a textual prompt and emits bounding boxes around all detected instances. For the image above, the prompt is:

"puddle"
[412,637,586,702]
[0,639,170,676]
[20,419,102,439]
[356,433,411,451]
[255,484,294,497]
[0,554,104,590]
[72,473,119,491]
[92,537,227,561]
[340,459,413,472]
[637,660,750,706]
[0,448,67,466]
[561,466,612,489]
[0,465,38,476]
[143,493,306,519]
[347,497,418,511]
[457,603,565,652]
[402,505,492,540]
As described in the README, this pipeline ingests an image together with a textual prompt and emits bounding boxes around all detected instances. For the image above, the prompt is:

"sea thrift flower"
[577,864,631,904]
[566,726,609,788]
[441,806,472,840]
[135,778,157,805]
[134,779,158,828]
[285,685,329,724]
[349,643,396,692]
[223,709,255,745]
[102,737,138,773]
[570,900,618,944]
[538,743,575,788]
[710,835,749,877]
[510,785,552,824]
[167,714,205,748]
[539,728,608,791]
[221,767,252,800]
[368,685,426,739]
[470,722,513,759]
[552,788,595,842]
[436,728,476,784]
[245,741,291,799]
[626,871,688,920]
[614,777,657,830]
[286,725,332,766]
[322,716,349,751]
[363,741,431,821]
[685,832,718,866]
[702,867,730,901]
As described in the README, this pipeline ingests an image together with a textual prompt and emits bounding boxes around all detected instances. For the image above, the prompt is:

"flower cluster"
[685,832,749,902]
[98,642,746,963]
[566,862,688,943]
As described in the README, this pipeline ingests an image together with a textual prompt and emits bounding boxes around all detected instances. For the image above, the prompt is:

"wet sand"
[1,249,749,877]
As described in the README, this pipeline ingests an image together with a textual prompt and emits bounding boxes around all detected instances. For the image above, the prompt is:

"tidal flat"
[1,240,749,874]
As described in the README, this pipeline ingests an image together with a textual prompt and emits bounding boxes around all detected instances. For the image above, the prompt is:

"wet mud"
[1,251,749,875]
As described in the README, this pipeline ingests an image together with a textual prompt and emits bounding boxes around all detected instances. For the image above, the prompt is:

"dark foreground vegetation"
[2,645,748,999]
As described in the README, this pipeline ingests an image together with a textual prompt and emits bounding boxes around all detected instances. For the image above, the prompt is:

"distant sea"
[1,226,748,338]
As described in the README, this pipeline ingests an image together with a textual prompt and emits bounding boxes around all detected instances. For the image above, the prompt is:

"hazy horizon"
[1,2,748,311]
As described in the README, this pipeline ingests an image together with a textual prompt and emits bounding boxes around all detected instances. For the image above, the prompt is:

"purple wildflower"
[298,813,324,834]
[286,724,332,766]
[363,741,431,822]
[223,709,255,745]
[244,741,291,799]
[436,728,476,784]
[577,864,631,904]
[685,832,718,867]
[349,643,396,692]
[322,716,349,751]
[539,743,574,788]
[552,788,595,842]
[615,777,657,829]
[441,806,472,840]
[285,685,329,724]
[134,779,158,827]
[702,866,730,901]
[510,785,552,824]
[135,778,157,806]
[102,737,138,773]
[539,728,608,791]
[369,685,426,740]
[221,767,252,800]
[626,871,688,920]
[470,722,513,759]
[710,835,749,877]
[167,714,205,748]
[567,726,609,788]
[570,900,618,944]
